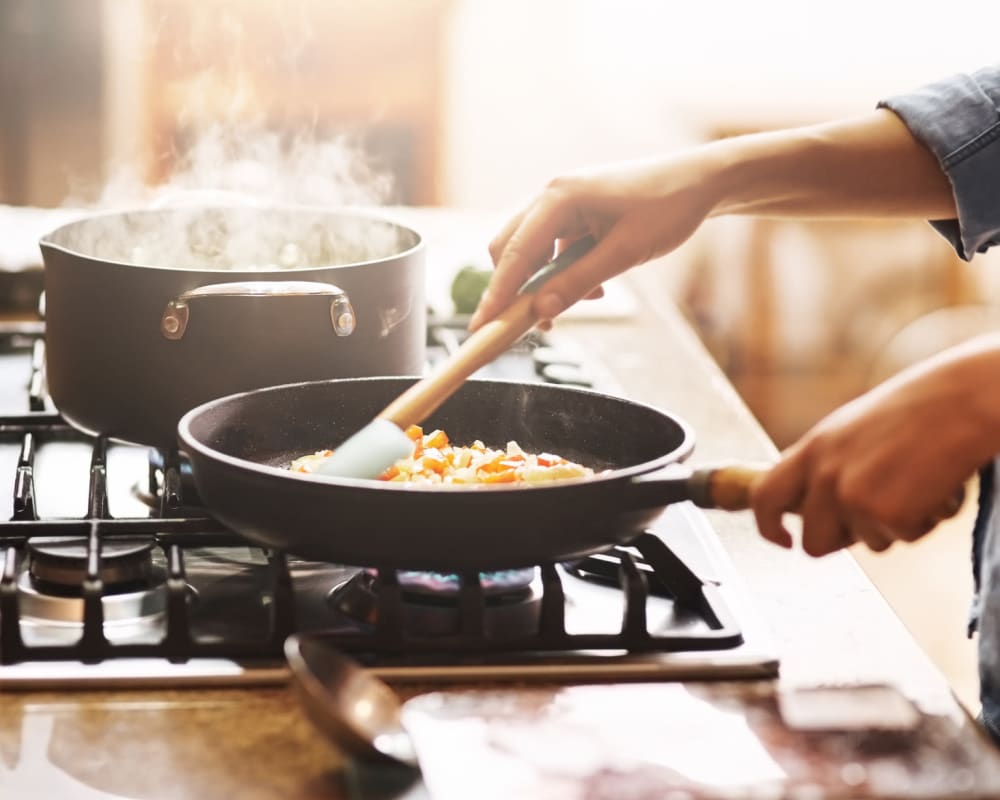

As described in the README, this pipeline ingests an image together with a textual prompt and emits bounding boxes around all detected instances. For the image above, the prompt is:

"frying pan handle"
[688,463,770,510]
[625,463,771,511]
[161,280,356,340]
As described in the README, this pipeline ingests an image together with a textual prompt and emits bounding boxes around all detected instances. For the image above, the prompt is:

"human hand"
[468,149,725,330]
[470,109,956,332]
[750,336,1000,556]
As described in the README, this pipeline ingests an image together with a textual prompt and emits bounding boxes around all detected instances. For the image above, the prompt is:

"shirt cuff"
[878,65,1000,260]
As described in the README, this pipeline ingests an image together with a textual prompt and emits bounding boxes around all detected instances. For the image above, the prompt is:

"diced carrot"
[405,425,423,441]
[536,453,565,467]
[423,429,449,449]
[379,465,401,481]
[479,454,510,473]
[481,468,517,483]
[420,448,447,473]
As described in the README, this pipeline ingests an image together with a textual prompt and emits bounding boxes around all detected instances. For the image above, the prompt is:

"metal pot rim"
[37,203,425,273]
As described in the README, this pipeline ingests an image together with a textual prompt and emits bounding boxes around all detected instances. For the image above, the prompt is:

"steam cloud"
[53,0,407,272]
[49,121,407,271]
[99,122,396,212]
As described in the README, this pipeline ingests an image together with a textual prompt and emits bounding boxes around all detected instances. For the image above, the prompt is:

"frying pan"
[178,377,761,571]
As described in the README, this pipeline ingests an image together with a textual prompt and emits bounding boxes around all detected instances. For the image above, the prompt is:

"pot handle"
[161,280,356,340]
[625,462,770,512]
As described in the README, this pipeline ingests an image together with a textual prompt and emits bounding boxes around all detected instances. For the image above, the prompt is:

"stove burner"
[28,537,155,590]
[17,569,167,629]
[331,568,543,637]
[377,567,536,598]
[17,540,168,639]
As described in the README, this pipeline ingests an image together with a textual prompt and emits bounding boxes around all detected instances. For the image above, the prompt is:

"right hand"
[469,149,725,330]
[749,336,1000,556]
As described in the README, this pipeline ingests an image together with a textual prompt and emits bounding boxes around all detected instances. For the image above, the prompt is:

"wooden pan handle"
[378,294,538,428]
[690,464,770,511]
[693,465,968,531]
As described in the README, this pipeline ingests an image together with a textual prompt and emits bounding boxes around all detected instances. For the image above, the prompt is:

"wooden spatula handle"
[376,236,596,430]
[378,293,538,428]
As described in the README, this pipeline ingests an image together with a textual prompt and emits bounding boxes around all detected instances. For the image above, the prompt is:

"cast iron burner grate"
[311,535,741,666]
[0,320,742,668]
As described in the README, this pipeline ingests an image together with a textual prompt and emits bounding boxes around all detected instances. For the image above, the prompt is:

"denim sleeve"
[877,64,1000,260]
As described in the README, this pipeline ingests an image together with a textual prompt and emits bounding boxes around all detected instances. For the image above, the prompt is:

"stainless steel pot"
[39,205,425,447]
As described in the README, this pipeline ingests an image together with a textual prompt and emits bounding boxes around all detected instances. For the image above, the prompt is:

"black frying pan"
[178,378,758,570]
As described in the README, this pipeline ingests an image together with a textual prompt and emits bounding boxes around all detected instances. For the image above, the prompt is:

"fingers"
[937,485,966,520]
[754,451,966,556]
[556,238,607,300]
[797,469,846,557]
[844,513,895,553]
[488,209,526,267]
[471,198,584,330]
[750,455,803,551]
[898,487,965,543]
[846,480,966,549]
[530,220,654,322]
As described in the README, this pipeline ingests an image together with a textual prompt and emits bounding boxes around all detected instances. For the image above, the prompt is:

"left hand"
[750,335,1000,556]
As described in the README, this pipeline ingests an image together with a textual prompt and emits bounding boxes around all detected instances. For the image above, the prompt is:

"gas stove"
[0,317,778,687]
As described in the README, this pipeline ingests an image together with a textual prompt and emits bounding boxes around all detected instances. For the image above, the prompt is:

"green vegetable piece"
[450,265,492,314]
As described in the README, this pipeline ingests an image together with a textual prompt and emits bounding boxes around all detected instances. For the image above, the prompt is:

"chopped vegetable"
[290,428,595,486]
[450,265,492,314]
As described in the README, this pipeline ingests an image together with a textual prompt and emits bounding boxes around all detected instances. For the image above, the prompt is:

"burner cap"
[28,537,155,589]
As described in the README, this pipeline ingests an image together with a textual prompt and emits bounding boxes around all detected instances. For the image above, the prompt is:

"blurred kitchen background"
[2,0,999,709]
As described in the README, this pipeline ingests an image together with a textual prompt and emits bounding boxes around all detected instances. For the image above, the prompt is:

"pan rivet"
[331,295,356,336]
[161,300,190,340]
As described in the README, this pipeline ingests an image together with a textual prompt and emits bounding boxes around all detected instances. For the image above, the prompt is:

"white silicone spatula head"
[313,419,415,481]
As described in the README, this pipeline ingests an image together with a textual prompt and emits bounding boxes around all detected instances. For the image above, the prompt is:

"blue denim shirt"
[878,63,1000,740]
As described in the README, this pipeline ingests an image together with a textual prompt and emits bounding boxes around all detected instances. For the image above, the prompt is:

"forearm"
[881,331,1000,468]
[939,334,1000,461]
[474,86,974,329]
[703,109,956,220]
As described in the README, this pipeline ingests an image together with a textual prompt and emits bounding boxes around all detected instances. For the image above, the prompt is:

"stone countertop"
[0,206,994,799]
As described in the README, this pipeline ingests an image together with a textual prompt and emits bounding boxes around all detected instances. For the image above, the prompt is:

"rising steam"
[54,0,407,271]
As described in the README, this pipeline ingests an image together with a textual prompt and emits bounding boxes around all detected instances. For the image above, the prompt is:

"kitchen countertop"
[0,206,996,798]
